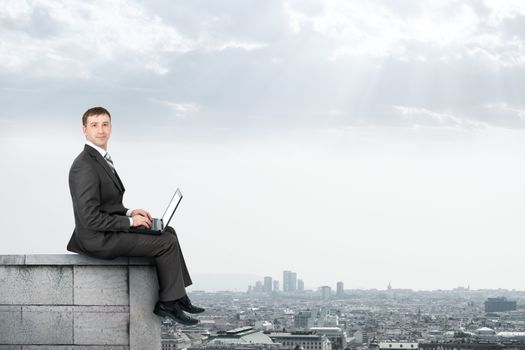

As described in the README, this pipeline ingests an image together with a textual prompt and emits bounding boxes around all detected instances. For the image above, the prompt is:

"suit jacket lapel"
[113,169,126,192]
[84,145,125,193]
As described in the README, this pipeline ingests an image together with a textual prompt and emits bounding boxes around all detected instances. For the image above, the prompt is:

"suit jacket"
[67,145,131,258]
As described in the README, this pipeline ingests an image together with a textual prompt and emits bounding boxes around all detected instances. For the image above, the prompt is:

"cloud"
[284,0,525,66]
[483,102,525,121]
[392,105,490,129]
[149,98,200,118]
[484,0,525,25]
[200,39,267,52]
[1,0,525,133]
[0,0,268,78]
[0,0,193,77]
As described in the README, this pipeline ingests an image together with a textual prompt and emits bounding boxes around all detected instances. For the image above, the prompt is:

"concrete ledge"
[0,255,160,349]
[0,347,129,350]
[0,254,155,266]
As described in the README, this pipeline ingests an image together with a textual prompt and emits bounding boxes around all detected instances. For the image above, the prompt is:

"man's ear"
[82,125,87,137]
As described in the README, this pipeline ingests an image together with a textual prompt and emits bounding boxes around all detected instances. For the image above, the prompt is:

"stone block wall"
[0,255,161,349]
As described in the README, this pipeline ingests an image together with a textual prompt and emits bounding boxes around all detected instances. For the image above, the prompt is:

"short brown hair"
[82,107,111,126]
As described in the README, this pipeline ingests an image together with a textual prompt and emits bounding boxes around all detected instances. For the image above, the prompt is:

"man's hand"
[131,209,152,220]
[130,208,152,228]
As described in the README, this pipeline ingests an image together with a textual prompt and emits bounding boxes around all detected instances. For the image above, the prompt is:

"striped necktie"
[104,152,116,172]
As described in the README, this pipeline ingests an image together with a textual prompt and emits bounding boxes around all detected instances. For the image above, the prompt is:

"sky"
[1,0,525,292]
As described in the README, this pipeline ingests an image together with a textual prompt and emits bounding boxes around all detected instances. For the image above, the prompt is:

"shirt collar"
[85,140,108,158]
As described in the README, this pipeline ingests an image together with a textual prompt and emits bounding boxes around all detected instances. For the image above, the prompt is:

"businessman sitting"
[66,106,204,326]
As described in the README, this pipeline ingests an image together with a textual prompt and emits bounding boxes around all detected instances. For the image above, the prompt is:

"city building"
[161,330,192,350]
[336,282,344,297]
[291,272,297,292]
[317,311,339,327]
[269,331,332,350]
[485,297,517,312]
[207,327,275,346]
[378,342,418,350]
[352,330,364,345]
[264,277,273,293]
[256,321,275,332]
[298,280,305,292]
[273,280,280,292]
[310,328,346,350]
[283,271,298,293]
[475,327,496,338]
[497,332,525,341]
[320,286,331,300]
[294,311,314,329]
[180,328,210,348]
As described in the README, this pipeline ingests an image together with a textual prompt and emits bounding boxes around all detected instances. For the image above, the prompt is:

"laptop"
[128,188,183,235]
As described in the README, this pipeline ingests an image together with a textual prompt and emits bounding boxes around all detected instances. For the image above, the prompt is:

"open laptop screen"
[161,188,183,227]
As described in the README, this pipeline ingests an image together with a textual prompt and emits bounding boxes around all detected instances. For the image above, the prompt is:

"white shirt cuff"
[126,209,133,227]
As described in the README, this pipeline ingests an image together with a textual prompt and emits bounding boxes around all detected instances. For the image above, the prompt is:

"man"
[67,106,204,326]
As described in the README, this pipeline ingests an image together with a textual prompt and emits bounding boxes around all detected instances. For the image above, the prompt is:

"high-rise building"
[254,281,263,293]
[297,279,304,292]
[336,281,344,297]
[273,280,280,292]
[264,276,273,293]
[320,286,331,300]
[283,271,289,292]
[283,270,298,292]
[290,272,297,292]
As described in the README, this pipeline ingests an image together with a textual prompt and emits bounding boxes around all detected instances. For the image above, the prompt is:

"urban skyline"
[188,268,525,293]
[239,270,512,296]
[160,285,525,349]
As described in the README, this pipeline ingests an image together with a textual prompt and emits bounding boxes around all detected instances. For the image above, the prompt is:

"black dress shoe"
[154,301,199,326]
[177,295,205,314]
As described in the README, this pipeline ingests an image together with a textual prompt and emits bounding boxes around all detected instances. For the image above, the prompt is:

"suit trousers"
[105,226,192,301]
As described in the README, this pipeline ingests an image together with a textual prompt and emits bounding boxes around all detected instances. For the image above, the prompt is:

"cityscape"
[160,270,525,350]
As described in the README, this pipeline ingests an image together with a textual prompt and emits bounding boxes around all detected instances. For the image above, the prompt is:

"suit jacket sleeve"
[70,159,130,232]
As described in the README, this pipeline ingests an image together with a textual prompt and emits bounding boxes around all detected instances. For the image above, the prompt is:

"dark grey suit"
[67,145,192,301]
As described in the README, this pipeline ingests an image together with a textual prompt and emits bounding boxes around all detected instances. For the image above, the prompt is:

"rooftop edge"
[0,254,155,266]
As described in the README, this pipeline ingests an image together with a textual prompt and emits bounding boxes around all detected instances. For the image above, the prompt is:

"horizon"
[188,272,525,293]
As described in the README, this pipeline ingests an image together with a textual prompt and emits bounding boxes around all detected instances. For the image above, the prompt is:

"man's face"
[83,114,112,150]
